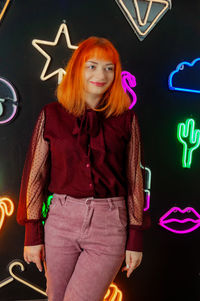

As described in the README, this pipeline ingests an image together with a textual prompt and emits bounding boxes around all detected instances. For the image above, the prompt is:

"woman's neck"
[84,93,101,109]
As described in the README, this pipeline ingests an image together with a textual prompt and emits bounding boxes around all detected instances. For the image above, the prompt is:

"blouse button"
[86,163,90,168]
[89,183,92,188]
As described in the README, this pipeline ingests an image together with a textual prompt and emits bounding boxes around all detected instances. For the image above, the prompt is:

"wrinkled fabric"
[17,102,146,251]
[72,109,106,163]
[45,194,126,301]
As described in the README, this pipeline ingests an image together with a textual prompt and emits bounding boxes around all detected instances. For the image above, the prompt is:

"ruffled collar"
[72,108,106,160]
[72,108,101,137]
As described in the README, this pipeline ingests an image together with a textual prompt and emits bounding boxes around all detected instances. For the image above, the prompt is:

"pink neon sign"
[144,192,150,212]
[159,206,200,234]
[121,71,137,109]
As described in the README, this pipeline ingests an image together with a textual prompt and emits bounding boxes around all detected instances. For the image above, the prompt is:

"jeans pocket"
[116,206,128,228]
[105,206,128,233]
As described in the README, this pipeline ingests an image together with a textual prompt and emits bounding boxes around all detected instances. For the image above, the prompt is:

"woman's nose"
[95,68,106,80]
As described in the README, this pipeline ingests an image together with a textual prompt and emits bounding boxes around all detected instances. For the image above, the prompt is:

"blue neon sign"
[168,58,200,94]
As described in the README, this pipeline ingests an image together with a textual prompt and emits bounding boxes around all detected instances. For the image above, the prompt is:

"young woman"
[17,37,145,301]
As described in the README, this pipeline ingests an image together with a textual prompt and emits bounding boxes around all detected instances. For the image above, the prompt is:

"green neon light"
[41,195,53,225]
[177,119,200,168]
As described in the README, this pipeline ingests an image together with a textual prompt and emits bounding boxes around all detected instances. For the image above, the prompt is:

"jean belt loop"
[108,198,115,211]
[60,194,67,206]
[85,197,93,206]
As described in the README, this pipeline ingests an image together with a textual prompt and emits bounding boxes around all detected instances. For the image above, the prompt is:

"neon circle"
[0,77,18,124]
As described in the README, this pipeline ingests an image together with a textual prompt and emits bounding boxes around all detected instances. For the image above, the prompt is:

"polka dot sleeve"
[17,109,50,225]
[126,113,149,251]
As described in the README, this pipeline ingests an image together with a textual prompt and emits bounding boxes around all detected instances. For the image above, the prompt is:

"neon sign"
[32,22,78,83]
[104,283,123,301]
[42,195,53,224]
[121,71,137,109]
[0,77,18,124]
[159,206,200,234]
[0,260,123,300]
[140,164,151,211]
[0,197,14,230]
[115,0,172,41]
[0,0,11,22]
[0,260,47,295]
[169,58,200,93]
[177,119,200,168]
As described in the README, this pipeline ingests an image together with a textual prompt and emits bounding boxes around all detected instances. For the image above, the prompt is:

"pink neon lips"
[159,206,200,234]
[90,81,106,87]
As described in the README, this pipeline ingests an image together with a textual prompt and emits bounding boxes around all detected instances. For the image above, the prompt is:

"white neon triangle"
[116,0,171,39]
[134,0,153,26]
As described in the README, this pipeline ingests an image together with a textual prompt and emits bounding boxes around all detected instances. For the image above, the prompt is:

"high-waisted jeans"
[44,193,128,301]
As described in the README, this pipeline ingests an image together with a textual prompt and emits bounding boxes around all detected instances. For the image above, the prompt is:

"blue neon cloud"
[168,58,200,94]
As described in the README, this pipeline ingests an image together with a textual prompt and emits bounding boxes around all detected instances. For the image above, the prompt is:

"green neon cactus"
[41,194,53,225]
[177,119,200,168]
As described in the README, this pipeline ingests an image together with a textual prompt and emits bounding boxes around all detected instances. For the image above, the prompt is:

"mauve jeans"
[44,193,127,301]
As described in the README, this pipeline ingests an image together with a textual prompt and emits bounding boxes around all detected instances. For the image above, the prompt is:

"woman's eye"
[105,66,114,71]
[88,65,95,69]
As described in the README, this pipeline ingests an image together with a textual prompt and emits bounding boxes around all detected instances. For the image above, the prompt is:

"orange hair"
[56,37,130,118]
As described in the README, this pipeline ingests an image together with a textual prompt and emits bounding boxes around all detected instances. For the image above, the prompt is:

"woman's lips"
[90,81,106,87]
[159,206,200,234]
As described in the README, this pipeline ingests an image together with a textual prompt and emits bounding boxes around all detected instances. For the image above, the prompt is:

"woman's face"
[83,57,115,101]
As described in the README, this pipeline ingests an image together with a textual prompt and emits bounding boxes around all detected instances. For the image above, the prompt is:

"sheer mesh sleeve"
[126,113,146,251]
[17,109,50,245]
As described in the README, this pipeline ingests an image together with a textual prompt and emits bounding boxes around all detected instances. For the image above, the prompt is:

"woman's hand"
[122,250,143,278]
[24,244,45,272]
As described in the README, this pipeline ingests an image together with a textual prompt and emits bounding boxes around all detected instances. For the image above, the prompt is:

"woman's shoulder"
[117,108,136,124]
[43,101,63,112]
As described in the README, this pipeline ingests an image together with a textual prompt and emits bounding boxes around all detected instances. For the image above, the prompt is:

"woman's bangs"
[84,46,116,63]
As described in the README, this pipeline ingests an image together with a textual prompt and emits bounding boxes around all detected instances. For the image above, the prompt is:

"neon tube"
[0,197,14,230]
[169,58,200,93]
[0,78,18,124]
[177,119,200,168]
[159,206,200,234]
[121,71,137,109]
[115,0,172,40]
[32,23,78,83]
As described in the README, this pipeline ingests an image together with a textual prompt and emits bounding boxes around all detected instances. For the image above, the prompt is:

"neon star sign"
[121,71,137,109]
[177,119,200,168]
[115,0,172,41]
[159,206,200,234]
[0,0,11,22]
[0,197,14,230]
[32,22,78,83]
[169,58,200,93]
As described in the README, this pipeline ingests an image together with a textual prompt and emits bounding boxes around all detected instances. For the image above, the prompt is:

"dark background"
[0,0,200,300]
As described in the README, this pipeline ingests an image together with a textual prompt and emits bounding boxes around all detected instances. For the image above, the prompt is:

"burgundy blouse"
[17,102,146,251]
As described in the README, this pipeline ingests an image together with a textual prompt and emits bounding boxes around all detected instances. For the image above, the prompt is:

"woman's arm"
[126,113,145,250]
[122,112,147,277]
[17,109,50,268]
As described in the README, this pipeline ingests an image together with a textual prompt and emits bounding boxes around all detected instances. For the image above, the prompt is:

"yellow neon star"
[0,0,11,22]
[32,23,78,83]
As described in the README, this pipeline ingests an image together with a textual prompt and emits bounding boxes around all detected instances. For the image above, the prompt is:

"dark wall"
[0,1,200,300]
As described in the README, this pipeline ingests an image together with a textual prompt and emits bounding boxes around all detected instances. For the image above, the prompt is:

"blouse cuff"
[24,221,44,246]
[126,227,143,252]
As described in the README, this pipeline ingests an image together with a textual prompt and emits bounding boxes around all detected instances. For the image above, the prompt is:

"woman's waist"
[52,193,126,208]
